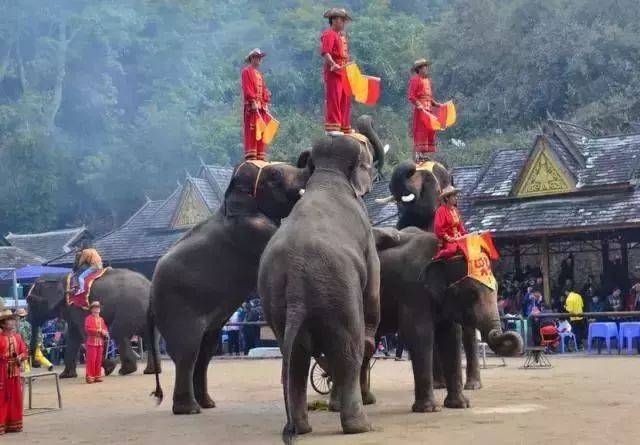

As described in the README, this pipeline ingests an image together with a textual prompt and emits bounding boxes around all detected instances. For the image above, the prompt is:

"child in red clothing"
[84,301,108,383]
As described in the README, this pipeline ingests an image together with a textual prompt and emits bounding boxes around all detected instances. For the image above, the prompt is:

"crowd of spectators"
[498,258,640,351]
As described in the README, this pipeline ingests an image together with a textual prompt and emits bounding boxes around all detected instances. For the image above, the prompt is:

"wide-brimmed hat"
[413,58,431,73]
[244,48,267,63]
[16,308,27,317]
[440,185,461,200]
[89,301,101,309]
[0,309,16,323]
[323,7,352,21]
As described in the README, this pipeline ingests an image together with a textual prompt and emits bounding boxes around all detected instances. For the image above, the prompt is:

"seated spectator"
[525,290,544,317]
[606,287,623,312]
[557,319,572,333]
[587,294,606,313]
[540,324,560,350]
[624,282,640,311]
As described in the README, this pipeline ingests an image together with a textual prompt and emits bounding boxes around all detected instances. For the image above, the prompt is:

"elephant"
[377,159,484,389]
[258,132,382,442]
[148,115,385,416]
[26,268,160,378]
[371,227,523,411]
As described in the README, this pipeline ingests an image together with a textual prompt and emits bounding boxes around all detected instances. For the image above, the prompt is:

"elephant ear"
[296,149,313,171]
[421,260,449,303]
[223,175,259,217]
[372,227,401,250]
[350,143,374,197]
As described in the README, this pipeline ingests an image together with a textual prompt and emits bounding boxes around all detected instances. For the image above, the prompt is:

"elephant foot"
[291,419,313,435]
[196,393,217,409]
[59,369,77,379]
[464,378,482,390]
[118,362,138,376]
[103,359,116,376]
[412,399,441,413]
[143,364,162,375]
[172,400,202,415]
[433,380,446,389]
[341,413,372,434]
[444,393,470,409]
[328,399,341,412]
[361,390,377,405]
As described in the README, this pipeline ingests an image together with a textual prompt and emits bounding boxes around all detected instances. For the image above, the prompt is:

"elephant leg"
[359,338,376,406]
[284,339,313,435]
[193,329,219,409]
[404,322,439,413]
[438,322,469,409]
[165,320,206,415]
[114,335,137,375]
[326,328,371,434]
[143,326,162,375]
[60,324,82,378]
[462,324,482,390]
[432,343,446,389]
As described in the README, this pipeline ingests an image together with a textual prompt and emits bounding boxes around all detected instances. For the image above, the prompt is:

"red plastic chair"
[540,325,560,350]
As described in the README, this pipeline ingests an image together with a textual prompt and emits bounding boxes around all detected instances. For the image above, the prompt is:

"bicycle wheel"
[310,361,333,395]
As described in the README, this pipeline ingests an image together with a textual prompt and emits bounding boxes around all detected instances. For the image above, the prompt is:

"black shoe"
[48,365,54,372]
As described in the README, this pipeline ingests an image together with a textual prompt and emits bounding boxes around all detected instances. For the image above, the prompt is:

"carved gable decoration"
[515,139,575,198]
[171,183,210,228]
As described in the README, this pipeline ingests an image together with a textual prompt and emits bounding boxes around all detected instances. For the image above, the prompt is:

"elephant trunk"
[477,294,523,356]
[355,115,385,171]
[390,160,418,202]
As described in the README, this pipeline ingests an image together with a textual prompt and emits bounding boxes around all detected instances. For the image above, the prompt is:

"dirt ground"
[20,354,640,444]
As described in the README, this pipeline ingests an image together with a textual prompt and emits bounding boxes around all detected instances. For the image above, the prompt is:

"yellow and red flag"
[455,232,499,290]
[419,100,457,131]
[255,112,280,144]
[344,63,381,106]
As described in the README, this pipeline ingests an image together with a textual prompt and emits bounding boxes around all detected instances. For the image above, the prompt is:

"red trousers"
[413,108,437,153]
[434,241,461,260]
[85,344,103,381]
[243,107,267,161]
[324,72,351,133]
[0,375,23,434]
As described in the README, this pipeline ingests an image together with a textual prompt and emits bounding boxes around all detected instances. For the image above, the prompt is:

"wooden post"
[602,239,610,285]
[541,236,551,304]
[514,241,522,279]
[621,236,629,289]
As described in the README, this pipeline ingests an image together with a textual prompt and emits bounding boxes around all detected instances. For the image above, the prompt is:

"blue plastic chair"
[587,322,619,354]
[618,322,640,355]
[558,331,577,353]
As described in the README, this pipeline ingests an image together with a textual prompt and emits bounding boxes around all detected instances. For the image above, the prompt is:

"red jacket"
[0,332,27,379]
[241,66,270,109]
[85,315,108,347]
[320,28,349,76]
[434,204,467,243]
[408,75,434,112]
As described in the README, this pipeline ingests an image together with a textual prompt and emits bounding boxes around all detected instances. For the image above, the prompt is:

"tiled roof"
[551,120,594,151]
[146,187,181,230]
[0,246,45,269]
[191,177,221,210]
[0,235,8,246]
[204,165,234,197]
[578,133,640,187]
[364,179,398,228]
[5,227,89,261]
[470,149,528,198]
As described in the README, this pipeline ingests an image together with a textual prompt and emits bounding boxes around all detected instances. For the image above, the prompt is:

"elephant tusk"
[299,188,306,196]
[375,195,394,204]
[401,193,415,203]
[383,144,390,154]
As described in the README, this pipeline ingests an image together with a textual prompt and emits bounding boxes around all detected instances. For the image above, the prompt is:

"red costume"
[408,74,437,154]
[0,332,27,434]
[320,28,351,133]
[84,314,107,383]
[434,204,467,259]
[241,65,271,161]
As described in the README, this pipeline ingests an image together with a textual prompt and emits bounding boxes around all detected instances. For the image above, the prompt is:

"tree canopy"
[1,0,639,235]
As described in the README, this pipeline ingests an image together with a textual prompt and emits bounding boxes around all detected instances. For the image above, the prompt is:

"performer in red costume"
[408,58,443,162]
[320,7,352,135]
[434,185,467,259]
[241,48,271,161]
[84,301,108,383]
[0,310,28,435]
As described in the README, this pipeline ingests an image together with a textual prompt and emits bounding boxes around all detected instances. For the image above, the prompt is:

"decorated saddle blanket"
[66,268,110,309]
[447,232,499,291]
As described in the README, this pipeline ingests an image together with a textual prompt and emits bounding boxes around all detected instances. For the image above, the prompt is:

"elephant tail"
[281,308,306,445]
[147,300,163,405]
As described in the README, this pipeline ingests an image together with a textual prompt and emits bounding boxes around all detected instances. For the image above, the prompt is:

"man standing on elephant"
[320,8,352,135]
[434,185,467,259]
[241,48,271,161]
[408,58,443,162]
[84,302,108,383]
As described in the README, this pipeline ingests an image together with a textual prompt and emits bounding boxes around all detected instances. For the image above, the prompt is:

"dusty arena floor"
[22,355,640,444]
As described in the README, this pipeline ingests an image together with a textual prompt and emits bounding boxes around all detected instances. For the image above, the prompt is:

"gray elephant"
[259,134,382,442]
[27,269,160,378]
[372,227,523,411]
[148,115,385,416]
[377,159,483,389]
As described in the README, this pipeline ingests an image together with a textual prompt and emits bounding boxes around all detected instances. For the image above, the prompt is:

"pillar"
[541,236,551,304]
[514,242,522,279]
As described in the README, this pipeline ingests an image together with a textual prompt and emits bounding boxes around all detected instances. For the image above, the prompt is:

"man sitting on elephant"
[75,245,104,295]
[434,185,467,260]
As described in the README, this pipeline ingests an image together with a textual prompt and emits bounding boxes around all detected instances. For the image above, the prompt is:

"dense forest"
[1,0,639,235]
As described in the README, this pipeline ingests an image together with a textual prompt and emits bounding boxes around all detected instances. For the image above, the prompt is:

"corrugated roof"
[5,227,89,261]
[0,246,45,269]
